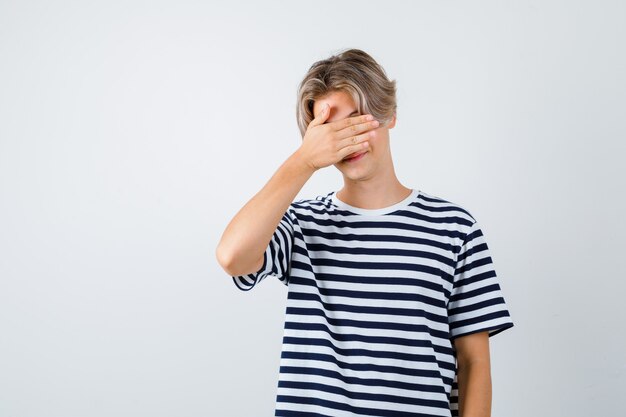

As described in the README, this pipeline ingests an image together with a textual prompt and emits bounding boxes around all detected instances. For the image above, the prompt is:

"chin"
[337,168,370,180]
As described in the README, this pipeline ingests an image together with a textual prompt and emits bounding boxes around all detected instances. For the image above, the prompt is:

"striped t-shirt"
[231,188,514,417]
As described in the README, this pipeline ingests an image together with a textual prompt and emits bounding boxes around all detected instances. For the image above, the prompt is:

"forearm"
[216,150,315,276]
[456,360,492,417]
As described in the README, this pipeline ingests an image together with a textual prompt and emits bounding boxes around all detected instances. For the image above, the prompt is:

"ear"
[387,114,397,129]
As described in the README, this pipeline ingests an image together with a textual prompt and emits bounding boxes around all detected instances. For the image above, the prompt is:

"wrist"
[290,149,317,175]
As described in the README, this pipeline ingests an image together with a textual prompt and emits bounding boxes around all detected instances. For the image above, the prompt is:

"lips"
[343,151,366,161]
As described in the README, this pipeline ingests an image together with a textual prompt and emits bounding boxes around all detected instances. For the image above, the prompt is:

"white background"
[1,1,624,416]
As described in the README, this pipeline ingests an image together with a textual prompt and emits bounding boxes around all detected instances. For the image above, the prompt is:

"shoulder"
[286,195,331,217]
[416,189,478,235]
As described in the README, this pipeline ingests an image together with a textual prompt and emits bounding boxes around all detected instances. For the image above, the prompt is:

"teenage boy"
[217,48,514,417]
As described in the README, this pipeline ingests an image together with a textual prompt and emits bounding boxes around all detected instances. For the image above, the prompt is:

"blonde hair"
[295,48,397,138]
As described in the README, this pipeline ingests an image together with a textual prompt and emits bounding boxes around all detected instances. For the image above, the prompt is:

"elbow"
[215,244,236,276]
[216,245,259,277]
[216,244,264,277]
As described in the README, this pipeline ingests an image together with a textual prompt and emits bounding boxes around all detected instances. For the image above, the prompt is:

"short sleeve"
[231,208,296,291]
[447,220,514,340]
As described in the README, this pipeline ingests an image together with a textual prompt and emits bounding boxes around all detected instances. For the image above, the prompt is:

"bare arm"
[453,331,492,417]
[215,103,379,277]
[215,151,315,276]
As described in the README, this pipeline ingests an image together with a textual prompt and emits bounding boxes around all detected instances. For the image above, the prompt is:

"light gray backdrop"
[1,1,624,416]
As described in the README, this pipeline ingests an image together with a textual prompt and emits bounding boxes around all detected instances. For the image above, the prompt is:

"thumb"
[309,103,330,128]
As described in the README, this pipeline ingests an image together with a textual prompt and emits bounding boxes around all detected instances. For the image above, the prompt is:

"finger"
[340,141,370,162]
[308,103,330,129]
[339,132,372,159]
[336,117,379,139]
[330,113,375,132]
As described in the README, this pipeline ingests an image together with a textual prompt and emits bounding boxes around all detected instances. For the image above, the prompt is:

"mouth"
[342,151,367,163]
